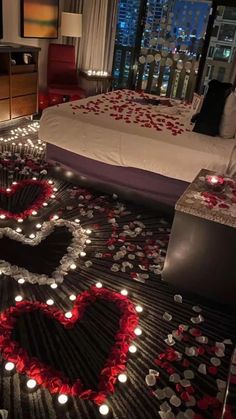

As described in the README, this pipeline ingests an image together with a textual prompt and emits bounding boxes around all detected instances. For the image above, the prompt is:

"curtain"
[104,0,118,74]
[63,0,83,12]
[79,0,118,73]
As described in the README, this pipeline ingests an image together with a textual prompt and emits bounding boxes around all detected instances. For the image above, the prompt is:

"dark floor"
[0,120,235,419]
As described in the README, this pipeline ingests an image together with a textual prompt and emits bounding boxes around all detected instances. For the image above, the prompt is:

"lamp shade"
[61,12,82,37]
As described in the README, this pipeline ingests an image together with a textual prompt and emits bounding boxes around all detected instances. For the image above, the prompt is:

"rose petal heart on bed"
[0,220,87,285]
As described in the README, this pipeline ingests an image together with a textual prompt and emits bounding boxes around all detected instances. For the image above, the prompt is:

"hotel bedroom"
[0,0,235,418]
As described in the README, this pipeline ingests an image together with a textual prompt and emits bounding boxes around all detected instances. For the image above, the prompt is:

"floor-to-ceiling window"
[137,0,211,98]
[200,5,236,92]
[113,0,236,98]
[113,0,212,100]
[112,0,143,88]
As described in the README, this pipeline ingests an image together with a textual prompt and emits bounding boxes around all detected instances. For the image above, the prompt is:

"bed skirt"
[46,143,189,211]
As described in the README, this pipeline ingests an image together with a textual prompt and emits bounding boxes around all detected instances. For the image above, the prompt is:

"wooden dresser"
[0,43,40,122]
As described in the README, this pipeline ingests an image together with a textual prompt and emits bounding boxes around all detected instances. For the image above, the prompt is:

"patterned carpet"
[0,120,235,419]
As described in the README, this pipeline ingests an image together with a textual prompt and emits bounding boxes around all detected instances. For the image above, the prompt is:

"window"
[218,24,236,43]
[223,7,236,21]
[208,46,214,57]
[200,6,236,92]
[113,0,142,88]
[115,0,141,47]
[206,65,211,77]
[209,65,214,80]
[113,0,212,92]
[217,66,226,82]
[214,45,232,61]
[212,25,219,38]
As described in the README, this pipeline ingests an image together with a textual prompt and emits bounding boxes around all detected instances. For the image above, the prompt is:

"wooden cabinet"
[0,43,40,122]
[0,99,10,122]
[0,76,10,100]
[12,95,37,119]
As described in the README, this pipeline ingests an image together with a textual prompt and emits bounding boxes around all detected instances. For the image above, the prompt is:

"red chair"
[47,44,86,101]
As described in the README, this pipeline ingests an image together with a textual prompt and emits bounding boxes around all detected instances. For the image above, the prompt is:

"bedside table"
[162,169,236,304]
[79,71,114,96]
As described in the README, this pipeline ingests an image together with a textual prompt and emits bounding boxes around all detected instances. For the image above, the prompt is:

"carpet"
[0,120,235,419]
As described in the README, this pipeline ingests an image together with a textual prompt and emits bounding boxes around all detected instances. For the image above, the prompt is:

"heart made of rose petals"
[0,286,139,405]
[0,220,87,285]
[0,179,53,220]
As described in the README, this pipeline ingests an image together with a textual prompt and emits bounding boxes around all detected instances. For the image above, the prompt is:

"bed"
[39,89,236,208]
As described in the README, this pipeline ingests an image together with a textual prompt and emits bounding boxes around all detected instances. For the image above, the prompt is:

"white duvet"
[39,90,236,182]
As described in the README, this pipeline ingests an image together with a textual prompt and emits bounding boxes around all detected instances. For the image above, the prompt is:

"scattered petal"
[163,312,172,322]
[145,374,156,386]
[184,370,195,380]
[174,294,183,303]
[170,395,181,407]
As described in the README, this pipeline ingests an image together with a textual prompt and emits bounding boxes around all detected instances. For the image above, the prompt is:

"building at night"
[202,5,236,91]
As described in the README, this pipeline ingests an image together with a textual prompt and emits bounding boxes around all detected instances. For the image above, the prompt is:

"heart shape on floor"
[0,179,53,220]
[0,286,139,405]
[0,219,87,285]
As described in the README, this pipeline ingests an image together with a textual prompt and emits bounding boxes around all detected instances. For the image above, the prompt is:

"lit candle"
[205,174,225,191]
[58,394,68,404]
[65,311,73,319]
[27,379,37,389]
[99,404,109,415]
[18,278,25,284]
[5,362,15,371]
[118,373,127,383]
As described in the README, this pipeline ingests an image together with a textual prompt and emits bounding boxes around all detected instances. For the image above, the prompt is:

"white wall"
[1,0,63,88]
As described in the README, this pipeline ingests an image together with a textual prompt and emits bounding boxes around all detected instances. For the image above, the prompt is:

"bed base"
[46,143,189,214]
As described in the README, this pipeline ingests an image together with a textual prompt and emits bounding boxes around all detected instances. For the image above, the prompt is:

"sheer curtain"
[79,0,118,73]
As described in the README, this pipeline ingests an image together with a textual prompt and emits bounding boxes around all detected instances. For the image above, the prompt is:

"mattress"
[39,89,236,183]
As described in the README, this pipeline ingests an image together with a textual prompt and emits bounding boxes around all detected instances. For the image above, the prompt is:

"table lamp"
[61,12,82,62]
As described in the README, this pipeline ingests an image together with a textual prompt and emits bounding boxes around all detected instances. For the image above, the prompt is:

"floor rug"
[0,120,235,419]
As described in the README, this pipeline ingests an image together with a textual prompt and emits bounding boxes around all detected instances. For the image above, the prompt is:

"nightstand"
[79,71,114,96]
[162,169,236,304]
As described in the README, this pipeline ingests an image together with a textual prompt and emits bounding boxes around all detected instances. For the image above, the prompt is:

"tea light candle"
[205,175,224,191]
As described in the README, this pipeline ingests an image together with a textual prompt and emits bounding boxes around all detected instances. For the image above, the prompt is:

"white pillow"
[220,90,236,139]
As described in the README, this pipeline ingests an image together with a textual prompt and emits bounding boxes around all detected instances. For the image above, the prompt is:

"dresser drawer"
[0,98,10,121]
[11,73,38,97]
[12,94,37,118]
[0,75,10,99]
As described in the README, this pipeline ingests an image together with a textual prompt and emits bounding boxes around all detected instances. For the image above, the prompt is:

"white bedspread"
[39,90,236,182]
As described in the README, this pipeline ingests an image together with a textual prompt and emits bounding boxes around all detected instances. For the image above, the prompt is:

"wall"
[1,0,63,88]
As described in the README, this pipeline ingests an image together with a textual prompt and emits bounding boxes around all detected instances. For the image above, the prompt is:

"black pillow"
[193,80,233,136]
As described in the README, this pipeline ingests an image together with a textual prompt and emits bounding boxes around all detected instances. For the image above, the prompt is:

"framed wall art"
[21,0,59,39]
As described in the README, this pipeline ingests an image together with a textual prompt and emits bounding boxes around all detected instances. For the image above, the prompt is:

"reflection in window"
[218,24,236,43]
[223,7,236,21]
[218,66,226,82]
[201,6,236,92]
[115,0,141,47]
[212,25,219,38]
[208,46,214,57]
[214,45,232,61]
